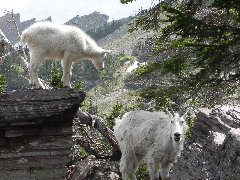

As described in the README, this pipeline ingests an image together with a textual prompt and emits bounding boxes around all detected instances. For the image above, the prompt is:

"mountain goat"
[114,110,188,180]
[21,22,111,88]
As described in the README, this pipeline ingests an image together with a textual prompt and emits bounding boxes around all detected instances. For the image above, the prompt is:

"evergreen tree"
[0,54,28,90]
[122,0,240,110]
[0,74,6,93]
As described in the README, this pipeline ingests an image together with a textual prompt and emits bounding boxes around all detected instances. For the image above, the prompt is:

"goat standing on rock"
[21,22,111,88]
[114,110,188,180]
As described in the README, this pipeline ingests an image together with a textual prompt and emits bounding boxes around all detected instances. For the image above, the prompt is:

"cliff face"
[170,106,240,180]
[0,13,35,44]
[65,11,109,32]
[0,88,83,180]
[0,13,51,45]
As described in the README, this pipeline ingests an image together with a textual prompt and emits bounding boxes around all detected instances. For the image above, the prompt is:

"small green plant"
[78,147,89,158]
[10,64,25,75]
[135,164,150,180]
[49,64,63,89]
[74,80,84,92]
[81,98,99,115]
[0,74,6,93]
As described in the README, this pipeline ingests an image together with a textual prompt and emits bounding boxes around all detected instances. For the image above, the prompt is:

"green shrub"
[0,75,6,93]
[81,98,99,115]
[135,164,150,180]
[49,64,63,89]
[74,80,85,92]
[78,147,89,158]
[104,102,123,130]
[185,115,196,140]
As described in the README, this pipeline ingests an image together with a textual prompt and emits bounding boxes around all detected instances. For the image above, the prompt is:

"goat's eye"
[171,120,174,123]
[181,121,184,124]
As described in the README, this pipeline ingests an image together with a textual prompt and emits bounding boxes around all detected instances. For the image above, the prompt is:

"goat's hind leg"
[120,152,139,180]
[61,52,73,87]
[29,51,44,89]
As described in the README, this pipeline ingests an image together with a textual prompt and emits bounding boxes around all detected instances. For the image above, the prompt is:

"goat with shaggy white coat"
[114,110,188,180]
[21,22,111,88]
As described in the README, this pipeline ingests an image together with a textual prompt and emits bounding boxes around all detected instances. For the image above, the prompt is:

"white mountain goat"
[114,110,188,180]
[21,22,111,88]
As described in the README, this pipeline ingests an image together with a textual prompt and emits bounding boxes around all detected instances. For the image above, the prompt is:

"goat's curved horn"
[182,110,189,119]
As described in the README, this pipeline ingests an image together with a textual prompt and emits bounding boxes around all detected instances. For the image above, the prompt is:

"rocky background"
[0,13,51,44]
[171,106,240,180]
[65,11,109,32]
[0,11,153,55]
[67,106,240,179]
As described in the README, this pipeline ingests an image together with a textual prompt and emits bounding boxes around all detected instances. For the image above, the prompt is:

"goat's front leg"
[161,162,173,180]
[61,58,73,87]
[147,158,161,180]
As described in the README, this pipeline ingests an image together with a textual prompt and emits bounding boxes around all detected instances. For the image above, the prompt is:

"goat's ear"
[165,109,174,118]
[182,110,188,119]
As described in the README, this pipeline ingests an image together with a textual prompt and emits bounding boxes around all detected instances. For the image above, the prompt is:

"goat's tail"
[114,117,122,127]
[113,117,121,133]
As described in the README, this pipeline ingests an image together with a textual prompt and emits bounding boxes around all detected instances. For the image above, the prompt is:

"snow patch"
[126,61,147,73]
[212,131,226,145]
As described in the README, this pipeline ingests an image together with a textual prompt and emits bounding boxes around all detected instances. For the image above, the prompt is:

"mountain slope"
[97,20,156,56]
[65,11,109,31]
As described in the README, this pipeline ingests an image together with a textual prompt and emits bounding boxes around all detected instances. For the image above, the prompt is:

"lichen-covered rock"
[0,88,83,180]
[69,155,120,180]
[170,106,240,180]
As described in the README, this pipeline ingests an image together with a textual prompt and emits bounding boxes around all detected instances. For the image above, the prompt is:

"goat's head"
[167,111,188,143]
[91,49,112,71]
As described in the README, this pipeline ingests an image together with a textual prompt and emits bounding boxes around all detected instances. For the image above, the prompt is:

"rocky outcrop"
[68,155,120,180]
[0,88,83,180]
[0,13,52,44]
[0,13,35,44]
[65,11,109,32]
[170,106,240,180]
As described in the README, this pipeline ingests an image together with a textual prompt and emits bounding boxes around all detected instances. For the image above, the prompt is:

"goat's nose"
[174,132,181,137]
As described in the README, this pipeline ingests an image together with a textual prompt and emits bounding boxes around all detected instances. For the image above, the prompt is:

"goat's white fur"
[114,110,188,180]
[21,22,111,88]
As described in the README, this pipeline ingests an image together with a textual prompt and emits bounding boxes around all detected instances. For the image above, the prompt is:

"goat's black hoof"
[29,84,43,90]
